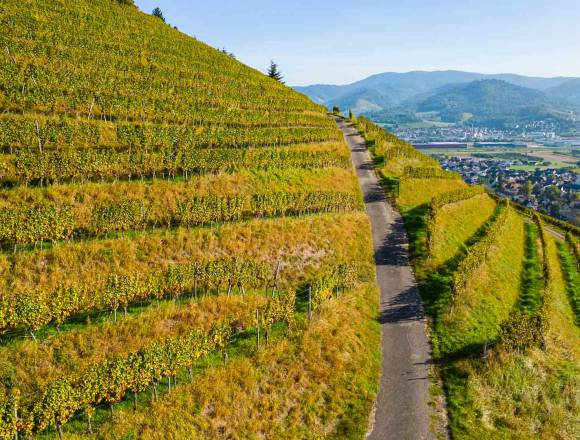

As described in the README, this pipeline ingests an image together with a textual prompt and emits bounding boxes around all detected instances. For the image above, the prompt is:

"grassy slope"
[459,233,580,439]
[429,194,496,268]
[356,117,579,439]
[557,241,580,325]
[517,223,544,313]
[398,178,467,209]
[439,208,524,357]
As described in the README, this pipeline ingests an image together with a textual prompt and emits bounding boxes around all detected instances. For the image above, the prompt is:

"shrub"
[499,311,546,351]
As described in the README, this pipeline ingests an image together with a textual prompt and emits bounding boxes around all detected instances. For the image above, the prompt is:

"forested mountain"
[418,80,547,114]
[412,79,574,124]
[547,78,580,108]
[295,70,577,115]
[0,1,378,438]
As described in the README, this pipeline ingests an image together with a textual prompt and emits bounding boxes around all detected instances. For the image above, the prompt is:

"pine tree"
[152,7,165,22]
[267,61,284,83]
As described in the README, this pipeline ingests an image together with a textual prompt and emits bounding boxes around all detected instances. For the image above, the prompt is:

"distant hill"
[415,79,556,122]
[547,78,580,108]
[295,70,577,115]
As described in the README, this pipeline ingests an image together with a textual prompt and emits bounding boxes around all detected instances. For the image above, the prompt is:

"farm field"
[0,1,379,438]
[421,146,579,170]
[355,116,580,439]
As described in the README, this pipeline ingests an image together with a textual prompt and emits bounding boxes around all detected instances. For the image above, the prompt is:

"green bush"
[499,311,546,351]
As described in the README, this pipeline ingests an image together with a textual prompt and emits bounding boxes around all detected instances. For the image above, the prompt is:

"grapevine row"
[1,319,241,439]
[0,264,356,439]
[0,257,269,335]
[451,201,509,298]
[0,192,361,246]
[0,119,341,153]
[403,166,461,180]
[430,186,486,211]
[6,145,350,185]
[0,111,334,146]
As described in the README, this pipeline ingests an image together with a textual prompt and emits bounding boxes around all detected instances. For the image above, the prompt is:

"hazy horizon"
[134,0,580,86]
[295,69,579,88]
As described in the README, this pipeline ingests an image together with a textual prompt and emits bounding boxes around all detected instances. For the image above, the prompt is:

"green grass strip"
[557,241,580,326]
[517,222,544,314]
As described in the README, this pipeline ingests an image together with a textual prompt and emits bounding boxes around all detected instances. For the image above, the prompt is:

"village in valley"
[438,154,580,225]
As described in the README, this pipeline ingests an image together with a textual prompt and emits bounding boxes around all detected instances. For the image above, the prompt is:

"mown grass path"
[337,119,434,439]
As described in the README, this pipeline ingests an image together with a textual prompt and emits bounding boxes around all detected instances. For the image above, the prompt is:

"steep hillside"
[415,79,565,123]
[355,116,580,439]
[0,1,379,439]
[547,78,580,109]
[295,70,576,114]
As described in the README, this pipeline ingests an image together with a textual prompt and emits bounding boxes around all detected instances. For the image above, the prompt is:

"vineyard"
[0,1,380,438]
[355,116,580,438]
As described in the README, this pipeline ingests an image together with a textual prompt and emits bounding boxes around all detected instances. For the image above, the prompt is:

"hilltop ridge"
[295,70,579,115]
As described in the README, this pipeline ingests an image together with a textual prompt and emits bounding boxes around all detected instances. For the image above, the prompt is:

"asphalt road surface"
[337,119,434,440]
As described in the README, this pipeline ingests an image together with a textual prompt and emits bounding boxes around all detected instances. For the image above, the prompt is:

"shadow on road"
[374,216,407,266]
[378,286,425,324]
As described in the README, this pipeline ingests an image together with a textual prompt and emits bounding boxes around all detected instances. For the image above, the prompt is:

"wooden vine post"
[271,261,281,298]
[193,262,198,299]
[256,309,260,350]
[308,285,312,321]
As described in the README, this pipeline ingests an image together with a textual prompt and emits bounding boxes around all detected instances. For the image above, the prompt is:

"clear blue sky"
[135,0,580,86]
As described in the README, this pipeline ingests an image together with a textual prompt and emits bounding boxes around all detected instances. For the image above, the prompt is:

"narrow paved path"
[337,119,434,439]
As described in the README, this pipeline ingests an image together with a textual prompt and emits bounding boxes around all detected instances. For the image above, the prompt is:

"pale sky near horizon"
[134,0,580,86]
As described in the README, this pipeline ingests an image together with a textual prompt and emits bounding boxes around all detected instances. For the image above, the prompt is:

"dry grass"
[0,295,267,405]
[62,283,381,439]
[0,212,373,295]
[384,156,434,176]
[0,167,360,230]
